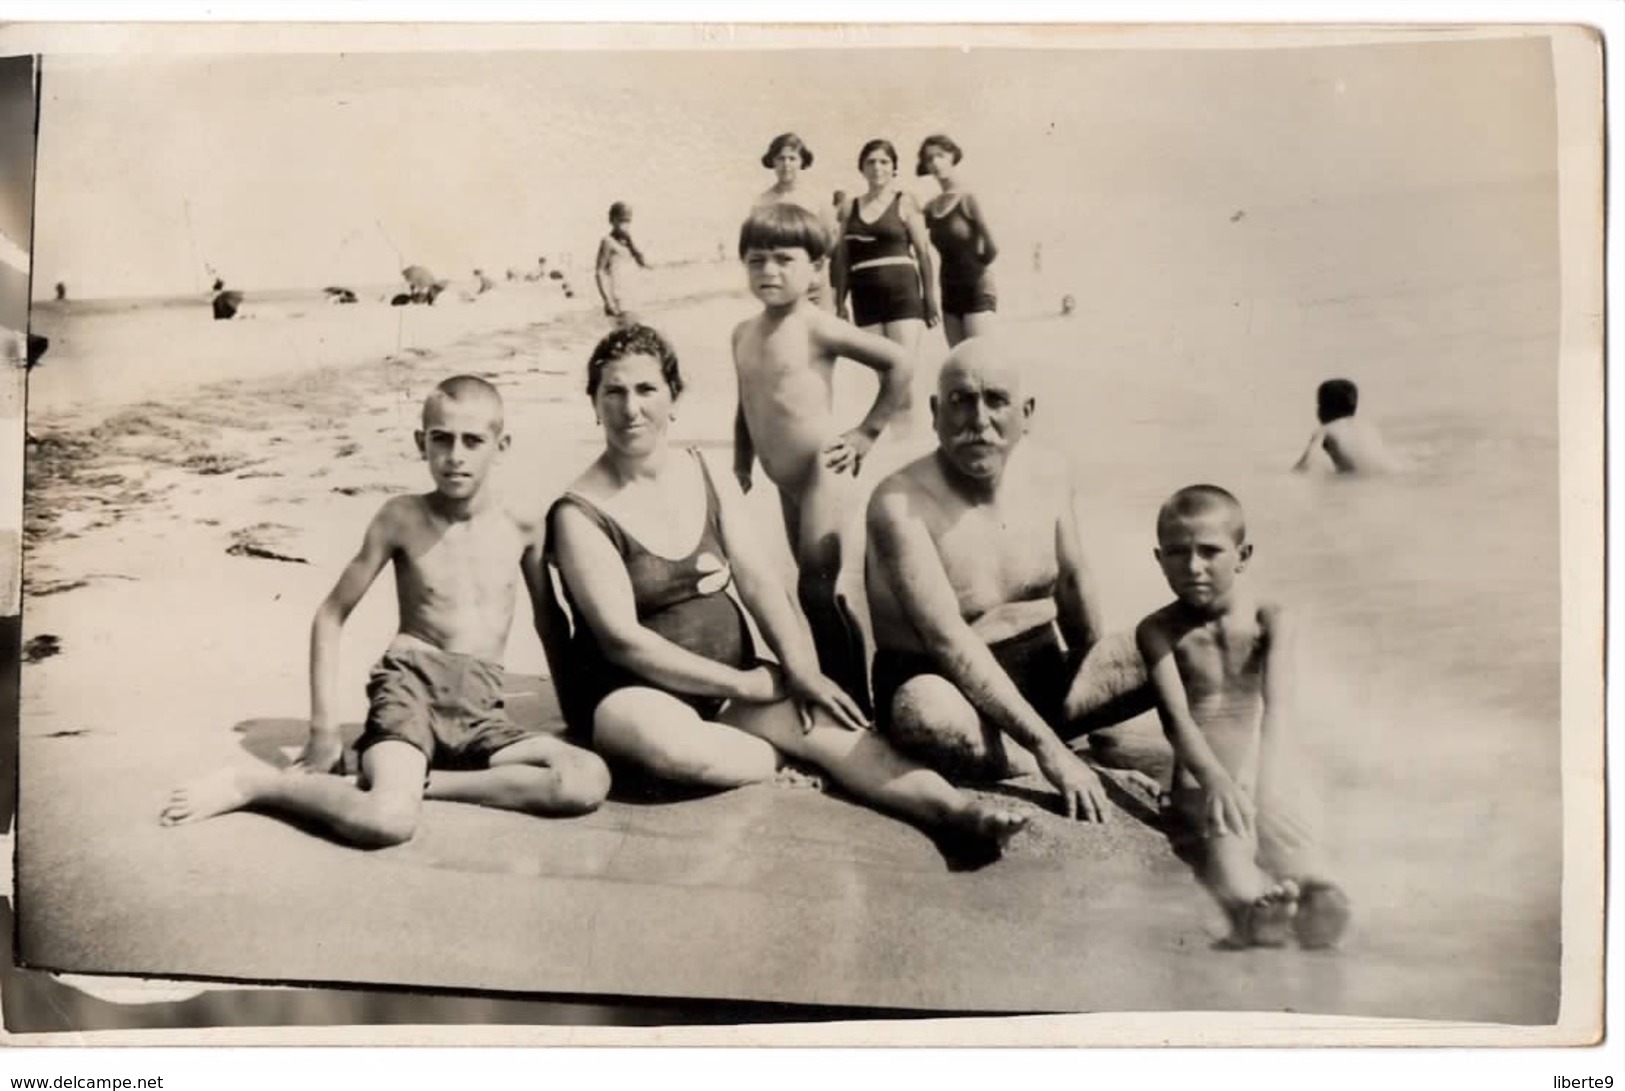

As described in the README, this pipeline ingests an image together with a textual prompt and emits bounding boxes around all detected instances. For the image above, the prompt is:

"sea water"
[1016,177,1564,1021]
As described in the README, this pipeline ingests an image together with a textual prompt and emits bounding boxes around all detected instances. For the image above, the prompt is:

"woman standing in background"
[918,134,998,347]
[831,138,936,372]
[753,132,836,308]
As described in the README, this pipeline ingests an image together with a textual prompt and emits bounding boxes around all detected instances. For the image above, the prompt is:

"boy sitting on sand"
[1136,485,1351,949]
[1292,378,1402,474]
[162,376,610,845]
[731,202,914,713]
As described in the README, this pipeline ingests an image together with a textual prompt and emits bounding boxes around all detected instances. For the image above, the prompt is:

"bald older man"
[864,339,1152,821]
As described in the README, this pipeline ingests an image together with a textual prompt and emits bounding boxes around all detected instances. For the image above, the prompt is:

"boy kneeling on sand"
[1137,484,1351,949]
[163,376,610,844]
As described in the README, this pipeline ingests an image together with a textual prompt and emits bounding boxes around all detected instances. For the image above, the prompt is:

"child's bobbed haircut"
[762,132,813,170]
[1316,378,1359,423]
[916,133,964,176]
[737,202,832,263]
[586,323,684,400]
[857,138,900,171]
[608,201,632,224]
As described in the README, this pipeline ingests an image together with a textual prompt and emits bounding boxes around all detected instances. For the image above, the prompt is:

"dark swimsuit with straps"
[926,196,997,317]
[843,192,926,327]
[546,449,755,738]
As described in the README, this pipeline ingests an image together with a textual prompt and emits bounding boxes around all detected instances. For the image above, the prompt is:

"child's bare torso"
[389,494,526,663]
[734,311,838,486]
[1152,600,1273,793]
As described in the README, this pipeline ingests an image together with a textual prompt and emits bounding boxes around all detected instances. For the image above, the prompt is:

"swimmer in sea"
[1292,378,1404,474]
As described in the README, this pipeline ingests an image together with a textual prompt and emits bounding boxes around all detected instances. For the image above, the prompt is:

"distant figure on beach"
[752,132,837,309]
[866,338,1156,821]
[400,265,446,305]
[1136,484,1351,949]
[918,134,998,347]
[733,203,915,713]
[161,376,611,844]
[595,201,648,324]
[211,280,243,321]
[1291,379,1403,474]
[538,324,1024,856]
[831,138,937,372]
[1060,294,1076,317]
[474,269,496,294]
[324,286,358,305]
[54,281,66,303]
[26,332,49,368]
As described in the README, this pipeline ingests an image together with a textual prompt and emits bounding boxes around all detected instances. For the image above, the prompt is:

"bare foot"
[1223,881,1300,949]
[1294,880,1352,950]
[159,768,267,827]
[932,799,1030,872]
[951,799,1030,850]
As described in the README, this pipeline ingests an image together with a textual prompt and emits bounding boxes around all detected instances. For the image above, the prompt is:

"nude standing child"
[731,202,914,712]
[162,376,610,845]
[1136,485,1351,949]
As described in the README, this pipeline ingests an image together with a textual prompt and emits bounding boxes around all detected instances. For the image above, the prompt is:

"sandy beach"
[15,209,1563,1022]
[8,32,1582,1034]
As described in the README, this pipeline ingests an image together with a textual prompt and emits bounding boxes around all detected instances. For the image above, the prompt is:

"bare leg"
[424,734,610,816]
[790,464,871,714]
[723,697,1026,848]
[958,310,996,342]
[593,686,779,788]
[1198,832,1298,946]
[883,672,1038,782]
[161,741,429,848]
[872,317,924,435]
[942,313,966,348]
[1062,630,1156,739]
[1171,790,1300,948]
[1256,796,1351,949]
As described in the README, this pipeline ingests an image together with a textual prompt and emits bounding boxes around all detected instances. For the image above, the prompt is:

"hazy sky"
[28,33,1556,299]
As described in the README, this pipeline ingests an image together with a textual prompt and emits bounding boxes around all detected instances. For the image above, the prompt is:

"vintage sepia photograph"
[0,14,1608,1058]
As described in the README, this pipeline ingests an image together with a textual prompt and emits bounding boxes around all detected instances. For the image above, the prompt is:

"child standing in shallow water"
[161,376,610,845]
[1136,485,1351,949]
[731,202,915,714]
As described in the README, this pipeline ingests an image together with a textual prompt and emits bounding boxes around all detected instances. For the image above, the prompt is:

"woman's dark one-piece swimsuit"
[843,192,926,328]
[926,196,997,317]
[546,449,755,738]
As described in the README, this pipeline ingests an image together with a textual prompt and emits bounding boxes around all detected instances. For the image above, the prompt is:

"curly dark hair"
[585,323,684,400]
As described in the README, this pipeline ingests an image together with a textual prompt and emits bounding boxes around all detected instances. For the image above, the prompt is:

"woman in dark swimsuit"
[538,324,1024,847]
[753,132,835,309]
[917,134,999,347]
[831,140,937,387]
